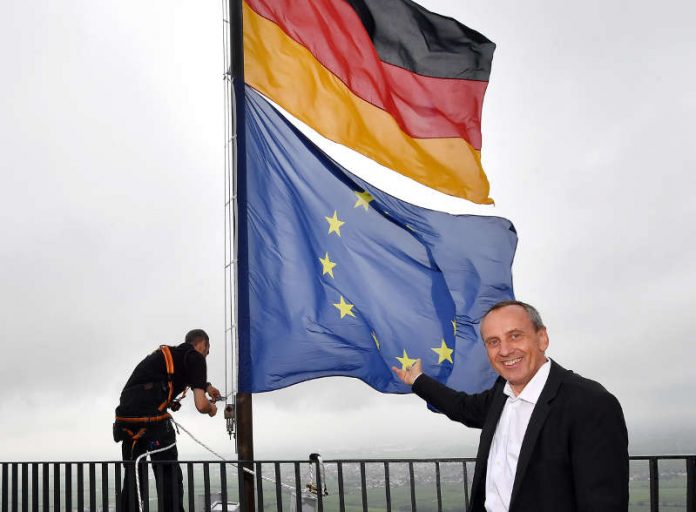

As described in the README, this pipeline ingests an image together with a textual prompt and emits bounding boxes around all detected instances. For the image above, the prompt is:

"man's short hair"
[185,329,209,345]
[484,300,545,331]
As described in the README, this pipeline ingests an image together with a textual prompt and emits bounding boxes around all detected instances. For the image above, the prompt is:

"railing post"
[220,462,228,512]
[338,462,346,512]
[42,464,49,512]
[65,464,72,512]
[408,462,417,512]
[255,462,265,512]
[101,464,109,512]
[435,462,442,512]
[153,461,162,512]
[31,463,39,512]
[463,461,470,510]
[687,456,695,512]
[203,463,211,512]
[89,463,96,512]
[76,463,84,512]
[383,462,391,512]
[315,459,323,512]
[115,462,122,512]
[293,461,302,511]
[186,462,195,512]
[170,460,179,512]
[359,462,367,512]
[11,463,17,512]
[2,463,8,512]
[31,464,38,512]
[53,463,60,512]
[142,461,150,512]
[649,457,659,512]
[293,462,301,512]
[273,462,282,512]
[21,464,28,512]
[127,460,137,512]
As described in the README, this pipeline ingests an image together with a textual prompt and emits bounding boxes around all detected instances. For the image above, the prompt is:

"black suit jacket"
[412,360,628,511]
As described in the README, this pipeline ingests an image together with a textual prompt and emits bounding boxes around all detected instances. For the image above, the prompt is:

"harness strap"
[115,413,172,424]
[158,345,175,412]
[170,386,189,411]
[123,426,148,453]
[115,345,185,429]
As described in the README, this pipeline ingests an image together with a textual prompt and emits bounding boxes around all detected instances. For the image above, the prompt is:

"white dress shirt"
[484,359,551,512]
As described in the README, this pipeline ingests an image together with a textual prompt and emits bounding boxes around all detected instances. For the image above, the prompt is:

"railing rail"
[1,455,694,511]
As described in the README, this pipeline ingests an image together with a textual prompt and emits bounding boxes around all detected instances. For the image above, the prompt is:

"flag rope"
[132,418,300,511]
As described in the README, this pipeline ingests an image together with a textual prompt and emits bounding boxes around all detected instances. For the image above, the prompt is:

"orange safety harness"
[114,346,189,450]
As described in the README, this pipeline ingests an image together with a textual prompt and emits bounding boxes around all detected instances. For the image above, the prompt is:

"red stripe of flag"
[245,0,488,148]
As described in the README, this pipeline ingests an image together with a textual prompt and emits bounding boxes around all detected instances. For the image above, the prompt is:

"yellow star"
[431,339,454,364]
[452,320,457,336]
[319,252,337,278]
[395,349,417,371]
[333,295,355,319]
[353,190,374,211]
[325,211,345,236]
[371,331,380,350]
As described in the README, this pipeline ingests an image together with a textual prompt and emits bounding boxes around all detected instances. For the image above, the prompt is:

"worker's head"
[480,301,549,395]
[185,329,210,357]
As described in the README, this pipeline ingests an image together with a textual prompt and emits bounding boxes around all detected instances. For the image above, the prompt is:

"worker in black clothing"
[114,329,221,512]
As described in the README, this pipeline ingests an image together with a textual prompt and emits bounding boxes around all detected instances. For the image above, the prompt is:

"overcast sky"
[1,0,695,462]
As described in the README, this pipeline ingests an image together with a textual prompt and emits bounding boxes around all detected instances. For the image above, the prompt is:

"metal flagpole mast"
[224,0,255,509]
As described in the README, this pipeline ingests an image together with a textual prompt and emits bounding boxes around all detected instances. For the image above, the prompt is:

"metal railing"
[1,455,694,511]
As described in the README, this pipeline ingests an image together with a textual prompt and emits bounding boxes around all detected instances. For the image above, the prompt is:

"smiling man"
[393,300,629,512]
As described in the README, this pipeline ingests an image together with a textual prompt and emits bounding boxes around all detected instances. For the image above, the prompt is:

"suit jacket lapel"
[509,360,568,506]
[470,380,507,508]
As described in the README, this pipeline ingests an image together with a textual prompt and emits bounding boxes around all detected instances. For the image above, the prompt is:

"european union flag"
[238,86,517,394]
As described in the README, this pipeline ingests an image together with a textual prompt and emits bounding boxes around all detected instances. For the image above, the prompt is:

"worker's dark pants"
[118,421,184,512]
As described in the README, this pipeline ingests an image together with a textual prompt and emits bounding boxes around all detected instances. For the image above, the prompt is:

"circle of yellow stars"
[319,189,457,373]
[320,191,376,319]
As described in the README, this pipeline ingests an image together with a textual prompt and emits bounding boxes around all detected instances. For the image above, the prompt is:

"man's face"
[194,339,210,358]
[480,305,549,395]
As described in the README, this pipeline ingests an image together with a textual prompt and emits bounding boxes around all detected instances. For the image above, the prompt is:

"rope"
[171,419,297,492]
[131,418,298,511]
[134,441,177,512]
[221,0,240,407]
[221,0,230,410]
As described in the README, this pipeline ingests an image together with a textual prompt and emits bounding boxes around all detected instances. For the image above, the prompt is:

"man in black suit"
[393,301,629,512]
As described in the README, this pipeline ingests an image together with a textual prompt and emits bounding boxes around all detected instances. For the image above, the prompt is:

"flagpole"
[228,0,255,510]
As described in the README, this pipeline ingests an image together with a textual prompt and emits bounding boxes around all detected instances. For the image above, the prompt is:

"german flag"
[243,0,496,204]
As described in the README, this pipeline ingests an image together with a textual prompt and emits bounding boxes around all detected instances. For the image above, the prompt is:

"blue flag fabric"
[238,86,517,394]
